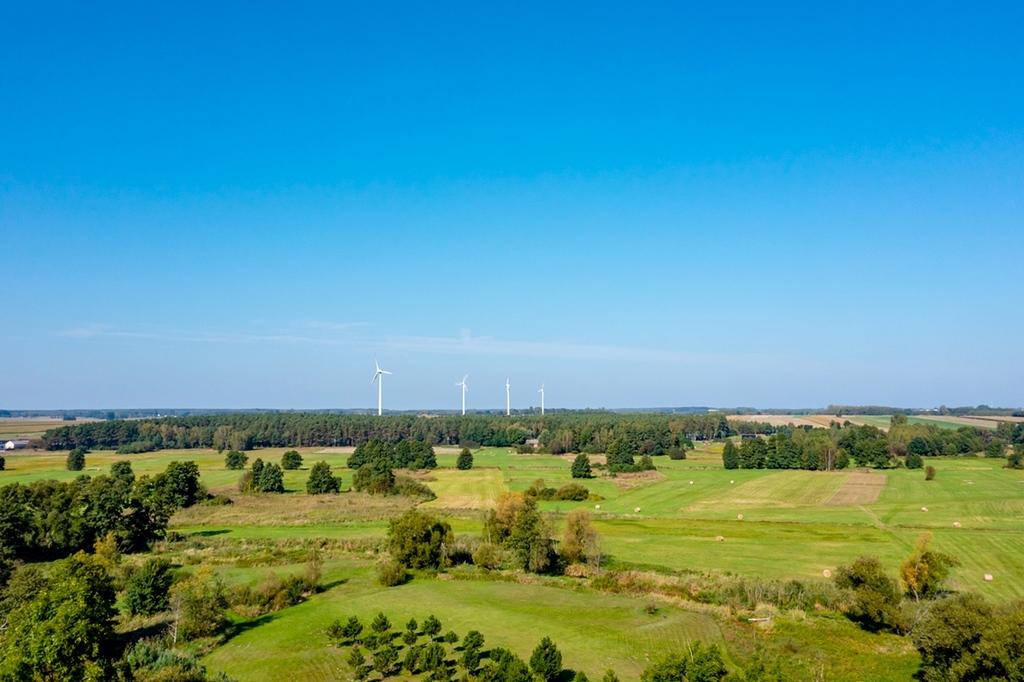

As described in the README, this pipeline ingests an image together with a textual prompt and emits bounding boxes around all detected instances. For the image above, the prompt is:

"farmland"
[725,413,1006,431]
[3,440,1021,680]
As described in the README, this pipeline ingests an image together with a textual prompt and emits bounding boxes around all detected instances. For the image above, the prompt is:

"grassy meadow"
[3,441,1021,680]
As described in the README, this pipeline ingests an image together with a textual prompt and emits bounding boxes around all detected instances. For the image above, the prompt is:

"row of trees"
[721,420,1022,471]
[326,609,744,682]
[41,412,731,453]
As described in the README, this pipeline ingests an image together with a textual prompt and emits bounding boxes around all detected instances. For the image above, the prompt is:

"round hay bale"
[822,569,832,578]
[984,574,994,582]
[689,480,694,485]
[715,535,725,542]
[737,513,744,521]
[594,504,601,510]
[729,480,735,484]
[921,507,929,512]
[634,506,641,513]
[953,521,962,528]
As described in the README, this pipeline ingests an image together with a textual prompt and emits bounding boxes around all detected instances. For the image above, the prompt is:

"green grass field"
[4,442,1021,680]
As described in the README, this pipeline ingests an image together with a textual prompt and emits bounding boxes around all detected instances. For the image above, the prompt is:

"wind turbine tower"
[505,378,511,416]
[371,361,392,416]
[456,375,469,416]
[538,384,545,416]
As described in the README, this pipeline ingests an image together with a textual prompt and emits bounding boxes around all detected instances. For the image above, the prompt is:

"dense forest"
[41,412,731,454]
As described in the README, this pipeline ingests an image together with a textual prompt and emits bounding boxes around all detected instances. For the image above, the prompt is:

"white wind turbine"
[538,383,545,416]
[456,375,469,416]
[371,361,392,416]
[505,378,511,416]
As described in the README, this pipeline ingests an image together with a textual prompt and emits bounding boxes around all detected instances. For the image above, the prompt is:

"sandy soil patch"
[825,472,886,506]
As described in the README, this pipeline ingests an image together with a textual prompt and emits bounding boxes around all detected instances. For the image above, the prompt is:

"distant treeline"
[42,412,731,453]
[727,404,1024,417]
[724,418,1020,470]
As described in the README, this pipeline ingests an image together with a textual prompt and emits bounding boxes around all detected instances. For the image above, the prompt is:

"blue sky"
[2,2,1022,410]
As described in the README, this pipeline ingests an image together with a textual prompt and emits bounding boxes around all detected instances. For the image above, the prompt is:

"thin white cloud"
[57,323,767,367]
[57,324,336,345]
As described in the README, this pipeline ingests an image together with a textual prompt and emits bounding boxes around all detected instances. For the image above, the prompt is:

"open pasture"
[5,441,1021,679]
[0,417,97,440]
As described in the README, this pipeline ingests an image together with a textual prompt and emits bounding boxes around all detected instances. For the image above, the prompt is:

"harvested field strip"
[826,472,887,506]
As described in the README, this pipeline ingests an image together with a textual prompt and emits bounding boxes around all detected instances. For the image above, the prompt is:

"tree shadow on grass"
[224,612,278,642]
[189,529,231,537]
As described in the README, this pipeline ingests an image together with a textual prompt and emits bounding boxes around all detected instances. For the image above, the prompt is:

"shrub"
[638,454,655,471]
[387,509,453,569]
[925,465,936,481]
[110,460,134,483]
[834,556,903,632]
[721,440,739,470]
[1008,443,1024,469]
[984,441,1006,458]
[667,448,687,460]
[456,448,474,470]
[472,542,503,569]
[530,637,563,682]
[224,450,247,470]
[640,644,728,682]
[571,454,593,478]
[422,614,442,638]
[306,461,340,494]
[395,476,436,500]
[353,461,396,495]
[555,483,589,501]
[256,462,285,493]
[905,452,923,469]
[66,447,86,471]
[526,479,558,500]
[371,612,392,633]
[561,509,598,565]
[377,559,409,587]
[900,533,958,600]
[281,450,303,470]
[229,565,320,616]
[0,455,5,471]
[169,568,228,641]
[516,444,534,454]
[911,593,994,681]
[123,558,174,616]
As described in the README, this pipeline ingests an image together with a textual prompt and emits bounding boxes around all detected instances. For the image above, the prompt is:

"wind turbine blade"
[381,370,392,375]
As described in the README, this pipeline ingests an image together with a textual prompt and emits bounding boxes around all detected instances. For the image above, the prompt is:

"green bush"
[306,461,340,494]
[456,447,474,470]
[555,483,589,501]
[0,455,5,471]
[472,542,503,569]
[530,636,563,682]
[640,643,728,681]
[224,450,247,470]
[66,447,86,471]
[376,559,410,587]
[281,450,303,470]
[722,440,740,469]
[387,509,452,569]
[834,556,903,632]
[123,558,174,617]
[395,476,436,500]
[570,454,593,478]
[256,462,285,493]
[353,460,396,495]
[905,452,923,469]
